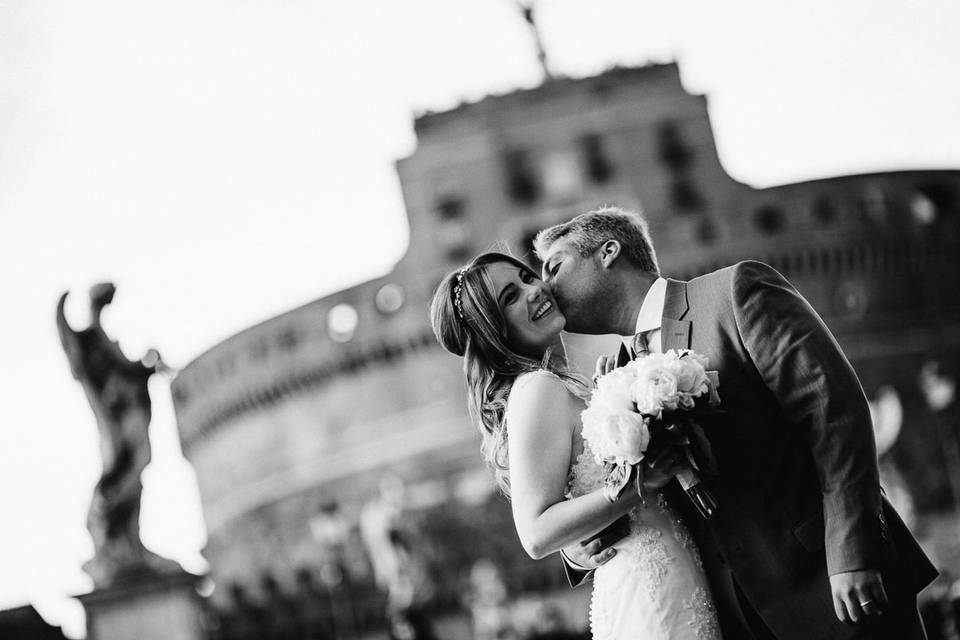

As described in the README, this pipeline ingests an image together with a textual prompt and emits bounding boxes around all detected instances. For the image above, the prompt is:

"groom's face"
[540,237,607,334]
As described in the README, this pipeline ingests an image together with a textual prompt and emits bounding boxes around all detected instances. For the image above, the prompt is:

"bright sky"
[2,1,958,637]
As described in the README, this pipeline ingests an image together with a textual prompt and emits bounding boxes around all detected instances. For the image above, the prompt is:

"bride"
[430,251,722,640]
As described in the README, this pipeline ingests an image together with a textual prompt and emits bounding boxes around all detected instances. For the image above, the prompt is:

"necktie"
[632,330,651,359]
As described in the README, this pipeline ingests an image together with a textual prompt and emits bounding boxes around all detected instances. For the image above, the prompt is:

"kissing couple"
[430,206,937,640]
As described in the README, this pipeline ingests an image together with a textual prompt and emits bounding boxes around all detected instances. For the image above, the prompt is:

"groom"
[534,207,937,640]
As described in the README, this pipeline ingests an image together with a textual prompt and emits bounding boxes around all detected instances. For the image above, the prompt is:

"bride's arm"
[507,372,641,560]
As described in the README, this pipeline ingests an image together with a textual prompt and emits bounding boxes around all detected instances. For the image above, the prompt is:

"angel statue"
[56,282,178,587]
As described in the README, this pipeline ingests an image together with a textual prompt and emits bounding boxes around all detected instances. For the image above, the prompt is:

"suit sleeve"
[731,261,886,576]
[560,550,594,588]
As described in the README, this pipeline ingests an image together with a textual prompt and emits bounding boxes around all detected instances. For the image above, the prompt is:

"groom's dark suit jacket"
[569,261,937,640]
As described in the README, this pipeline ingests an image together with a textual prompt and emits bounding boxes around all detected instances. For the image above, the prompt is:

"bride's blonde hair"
[430,252,585,495]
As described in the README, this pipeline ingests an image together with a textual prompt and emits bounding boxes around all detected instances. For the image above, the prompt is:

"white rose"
[631,363,680,417]
[666,350,710,396]
[682,350,710,369]
[582,410,649,465]
[591,361,639,413]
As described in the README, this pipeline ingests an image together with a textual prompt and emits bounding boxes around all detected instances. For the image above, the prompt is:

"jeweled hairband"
[453,266,469,321]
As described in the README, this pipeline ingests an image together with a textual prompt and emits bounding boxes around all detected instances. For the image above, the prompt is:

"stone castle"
[170,63,960,627]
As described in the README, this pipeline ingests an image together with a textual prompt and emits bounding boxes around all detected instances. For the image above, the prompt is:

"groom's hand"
[829,569,888,623]
[562,515,631,569]
[592,354,619,385]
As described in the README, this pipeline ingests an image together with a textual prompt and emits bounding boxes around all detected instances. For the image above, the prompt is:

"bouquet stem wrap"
[676,469,719,519]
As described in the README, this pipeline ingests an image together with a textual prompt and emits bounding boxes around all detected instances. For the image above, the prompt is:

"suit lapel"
[616,342,632,367]
[661,278,691,352]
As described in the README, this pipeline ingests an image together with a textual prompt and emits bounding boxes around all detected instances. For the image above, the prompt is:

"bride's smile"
[531,299,553,320]
[485,261,566,355]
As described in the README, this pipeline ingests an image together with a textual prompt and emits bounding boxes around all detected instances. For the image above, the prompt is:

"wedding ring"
[859,600,873,607]
[592,374,600,384]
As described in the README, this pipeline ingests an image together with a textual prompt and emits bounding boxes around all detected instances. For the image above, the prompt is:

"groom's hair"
[533,206,659,273]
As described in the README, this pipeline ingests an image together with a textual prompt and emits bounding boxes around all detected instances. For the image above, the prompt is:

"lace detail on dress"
[658,493,704,571]
[622,510,674,600]
[569,435,722,640]
[569,451,677,602]
[565,444,607,498]
[588,590,611,640]
[683,586,722,639]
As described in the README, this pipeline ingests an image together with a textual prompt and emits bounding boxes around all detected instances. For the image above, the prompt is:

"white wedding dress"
[567,440,723,640]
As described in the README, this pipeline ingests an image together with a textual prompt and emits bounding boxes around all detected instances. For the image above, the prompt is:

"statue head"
[89,282,117,318]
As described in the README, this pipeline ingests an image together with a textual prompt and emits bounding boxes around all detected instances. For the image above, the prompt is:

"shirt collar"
[634,277,667,334]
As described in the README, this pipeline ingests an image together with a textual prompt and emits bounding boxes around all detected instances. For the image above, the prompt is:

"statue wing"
[56,292,86,380]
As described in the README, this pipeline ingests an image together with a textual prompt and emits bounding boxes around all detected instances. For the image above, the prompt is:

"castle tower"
[394,64,739,284]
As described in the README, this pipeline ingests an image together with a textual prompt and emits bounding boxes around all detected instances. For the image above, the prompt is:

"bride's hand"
[640,446,688,491]
[592,353,618,385]
[562,515,632,569]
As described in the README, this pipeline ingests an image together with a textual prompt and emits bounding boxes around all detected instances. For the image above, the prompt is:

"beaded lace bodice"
[566,439,722,640]
[565,444,609,500]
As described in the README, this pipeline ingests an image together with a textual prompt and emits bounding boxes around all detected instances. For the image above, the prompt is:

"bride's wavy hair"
[430,252,584,495]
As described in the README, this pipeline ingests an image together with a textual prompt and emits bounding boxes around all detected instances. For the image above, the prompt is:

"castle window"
[172,386,190,407]
[671,178,703,212]
[754,205,785,235]
[911,181,956,225]
[328,304,358,343]
[542,150,582,200]
[435,196,465,220]
[579,134,614,184]
[375,284,405,315]
[276,328,299,351]
[812,197,837,226]
[858,186,888,222]
[916,181,956,210]
[446,244,471,262]
[250,339,269,361]
[909,192,936,225]
[657,121,692,171]
[437,222,471,261]
[504,149,540,204]
[695,219,717,245]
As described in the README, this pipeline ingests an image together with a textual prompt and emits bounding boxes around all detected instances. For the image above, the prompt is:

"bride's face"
[485,261,566,356]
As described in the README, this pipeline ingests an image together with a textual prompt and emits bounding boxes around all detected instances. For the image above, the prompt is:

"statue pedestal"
[77,569,206,640]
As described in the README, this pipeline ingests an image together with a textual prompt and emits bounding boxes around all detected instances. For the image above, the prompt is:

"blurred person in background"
[359,475,437,640]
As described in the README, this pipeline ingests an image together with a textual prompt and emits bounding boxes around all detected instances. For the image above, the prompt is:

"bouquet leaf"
[602,462,638,504]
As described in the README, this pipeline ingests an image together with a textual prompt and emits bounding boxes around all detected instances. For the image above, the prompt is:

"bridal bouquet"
[581,349,722,518]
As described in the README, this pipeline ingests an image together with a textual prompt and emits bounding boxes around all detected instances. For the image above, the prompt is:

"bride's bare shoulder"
[508,371,581,426]
[511,369,568,396]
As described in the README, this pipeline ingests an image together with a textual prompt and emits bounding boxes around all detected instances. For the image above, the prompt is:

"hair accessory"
[453,267,469,320]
